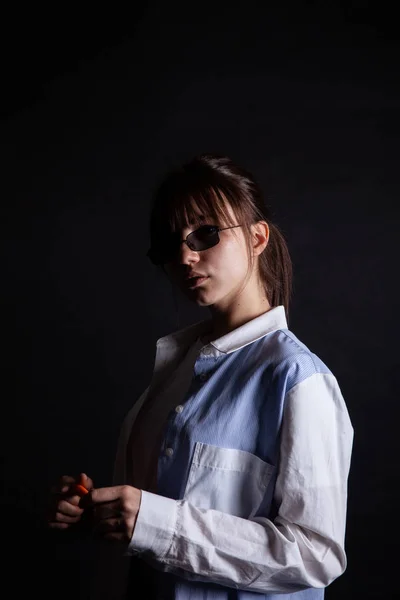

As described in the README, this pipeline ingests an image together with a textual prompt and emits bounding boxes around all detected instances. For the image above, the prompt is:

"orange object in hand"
[74,483,89,496]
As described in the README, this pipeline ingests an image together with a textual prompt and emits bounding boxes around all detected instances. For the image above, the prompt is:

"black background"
[2,2,399,598]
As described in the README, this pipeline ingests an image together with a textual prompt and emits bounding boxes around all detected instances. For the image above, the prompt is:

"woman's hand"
[47,472,94,530]
[84,485,142,543]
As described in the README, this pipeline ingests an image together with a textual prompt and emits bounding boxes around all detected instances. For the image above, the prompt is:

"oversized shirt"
[92,306,354,600]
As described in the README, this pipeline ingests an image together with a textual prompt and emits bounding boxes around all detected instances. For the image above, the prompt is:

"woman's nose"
[178,241,200,264]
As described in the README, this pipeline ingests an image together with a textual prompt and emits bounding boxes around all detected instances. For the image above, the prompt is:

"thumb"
[79,472,94,491]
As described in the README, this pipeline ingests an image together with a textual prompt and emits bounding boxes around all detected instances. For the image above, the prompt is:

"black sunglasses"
[147,224,242,266]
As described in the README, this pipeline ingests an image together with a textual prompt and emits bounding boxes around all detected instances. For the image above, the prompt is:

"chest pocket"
[183,442,275,518]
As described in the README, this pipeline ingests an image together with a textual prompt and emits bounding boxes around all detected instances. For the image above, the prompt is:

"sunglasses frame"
[147,224,242,266]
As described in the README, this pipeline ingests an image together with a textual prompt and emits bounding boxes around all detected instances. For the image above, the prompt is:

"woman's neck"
[203,298,271,342]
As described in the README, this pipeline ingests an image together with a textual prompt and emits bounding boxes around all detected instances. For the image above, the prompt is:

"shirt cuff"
[126,490,177,559]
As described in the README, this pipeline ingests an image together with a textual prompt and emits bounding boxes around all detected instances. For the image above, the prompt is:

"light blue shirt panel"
[157,329,331,504]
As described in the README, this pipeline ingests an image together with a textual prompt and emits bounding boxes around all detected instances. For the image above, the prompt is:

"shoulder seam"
[278,329,319,372]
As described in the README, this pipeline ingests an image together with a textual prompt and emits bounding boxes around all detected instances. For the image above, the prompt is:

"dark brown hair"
[148,153,293,318]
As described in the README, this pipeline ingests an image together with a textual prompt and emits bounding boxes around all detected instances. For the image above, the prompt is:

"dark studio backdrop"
[1,2,399,599]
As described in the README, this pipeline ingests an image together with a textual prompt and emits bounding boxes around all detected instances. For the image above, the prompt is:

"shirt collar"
[210,305,288,354]
[156,305,288,356]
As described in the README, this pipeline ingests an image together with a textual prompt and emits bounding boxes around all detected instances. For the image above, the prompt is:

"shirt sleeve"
[128,372,354,594]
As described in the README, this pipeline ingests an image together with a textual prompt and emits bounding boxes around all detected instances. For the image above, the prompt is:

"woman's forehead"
[176,204,210,227]
[180,213,228,229]
[163,189,237,231]
[187,214,207,226]
[185,195,236,222]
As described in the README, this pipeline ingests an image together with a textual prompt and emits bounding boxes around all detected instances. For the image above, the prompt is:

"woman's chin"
[184,289,213,307]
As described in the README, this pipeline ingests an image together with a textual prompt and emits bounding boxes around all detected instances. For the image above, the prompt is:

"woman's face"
[164,203,252,310]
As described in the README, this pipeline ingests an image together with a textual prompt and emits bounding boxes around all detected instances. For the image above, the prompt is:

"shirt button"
[175,405,183,413]
[165,447,174,457]
[199,372,209,381]
[202,346,212,355]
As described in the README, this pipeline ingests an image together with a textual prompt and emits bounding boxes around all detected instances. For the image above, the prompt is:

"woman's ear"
[252,221,269,256]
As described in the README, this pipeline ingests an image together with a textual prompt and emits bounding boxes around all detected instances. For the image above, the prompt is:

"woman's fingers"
[50,474,94,504]
[54,510,82,524]
[51,474,94,495]
[79,472,94,491]
[57,498,84,518]
[47,473,95,531]
[93,517,122,533]
[47,500,83,528]
[48,513,81,529]
[91,516,130,543]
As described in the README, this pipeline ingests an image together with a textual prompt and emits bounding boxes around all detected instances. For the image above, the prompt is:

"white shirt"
[92,306,354,600]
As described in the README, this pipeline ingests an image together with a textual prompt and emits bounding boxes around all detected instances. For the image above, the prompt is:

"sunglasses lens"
[189,226,219,250]
[147,226,219,265]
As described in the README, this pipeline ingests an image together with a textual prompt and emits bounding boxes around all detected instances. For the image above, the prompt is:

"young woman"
[48,154,354,600]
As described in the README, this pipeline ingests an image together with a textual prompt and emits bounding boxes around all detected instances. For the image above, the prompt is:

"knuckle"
[120,485,131,504]
[58,499,68,512]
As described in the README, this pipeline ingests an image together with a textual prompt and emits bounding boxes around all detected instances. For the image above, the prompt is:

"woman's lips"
[186,276,209,289]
